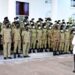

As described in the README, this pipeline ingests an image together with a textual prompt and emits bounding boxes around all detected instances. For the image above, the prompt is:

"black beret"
[38,18,43,21]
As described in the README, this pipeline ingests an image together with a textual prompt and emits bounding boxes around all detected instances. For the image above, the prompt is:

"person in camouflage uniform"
[64,24,71,53]
[59,25,65,54]
[21,22,30,57]
[12,17,21,58]
[46,18,53,51]
[36,18,43,52]
[2,17,12,59]
[30,18,37,53]
[42,22,47,52]
[53,21,60,55]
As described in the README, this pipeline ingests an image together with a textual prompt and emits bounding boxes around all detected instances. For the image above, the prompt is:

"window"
[71,0,75,7]
[16,1,29,16]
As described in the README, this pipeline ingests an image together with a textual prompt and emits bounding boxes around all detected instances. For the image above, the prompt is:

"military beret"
[25,16,28,19]
[4,17,8,20]
[46,18,51,21]
[14,17,19,20]
[31,18,34,21]
[38,18,43,21]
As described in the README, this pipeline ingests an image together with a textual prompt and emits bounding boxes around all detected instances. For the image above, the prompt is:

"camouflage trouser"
[48,38,53,49]
[31,36,36,49]
[3,42,11,57]
[70,42,73,51]
[14,40,21,53]
[37,38,42,49]
[50,40,53,50]
[53,40,59,51]
[23,41,30,56]
[64,40,70,53]
[59,42,64,52]
[42,38,47,48]
[48,38,51,49]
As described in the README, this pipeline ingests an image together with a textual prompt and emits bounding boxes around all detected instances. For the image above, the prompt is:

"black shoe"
[8,57,12,59]
[4,57,7,60]
[73,70,75,73]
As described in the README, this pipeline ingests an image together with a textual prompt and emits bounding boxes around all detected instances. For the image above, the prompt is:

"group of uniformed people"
[0,16,75,59]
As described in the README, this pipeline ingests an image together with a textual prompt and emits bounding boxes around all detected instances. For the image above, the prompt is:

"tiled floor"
[0,52,74,75]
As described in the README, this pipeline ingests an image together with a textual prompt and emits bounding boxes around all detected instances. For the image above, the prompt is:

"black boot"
[14,53,16,58]
[4,57,7,60]
[53,51,56,56]
[18,53,21,58]
[41,48,43,52]
[8,57,12,59]
[23,55,30,58]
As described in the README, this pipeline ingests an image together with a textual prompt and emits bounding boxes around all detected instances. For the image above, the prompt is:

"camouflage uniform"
[2,23,12,59]
[30,24,37,51]
[42,24,47,50]
[53,25,60,55]
[47,26,53,51]
[12,22,21,58]
[36,23,43,52]
[59,30,65,54]
[22,26,30,57]
[64,28,71,53]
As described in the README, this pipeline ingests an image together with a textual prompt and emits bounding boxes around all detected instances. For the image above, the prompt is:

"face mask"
[44,26,46,28]
[61,30,63,32]
[66,29,68,31]
[15,19,19,22]
[15,20,17,22]
[47,20,50,22]
[38,22,40,25]
[31,22,33,25]
[24,22,27,25]
[33,26,35,28]
[39,27,41,29]
[49,27,51,29]
[17,19,19,21]
[63,24,66,26]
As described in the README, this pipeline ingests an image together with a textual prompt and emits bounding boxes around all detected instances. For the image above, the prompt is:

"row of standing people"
[0,17,74,59]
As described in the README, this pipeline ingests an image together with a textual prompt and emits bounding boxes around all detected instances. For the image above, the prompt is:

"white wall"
[0,0,8,22]
[0,0,75,22]
[51,0,58,21]
[57,0,72,21]
[8,0,51,22]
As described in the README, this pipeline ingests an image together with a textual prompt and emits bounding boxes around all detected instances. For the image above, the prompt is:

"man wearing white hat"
[72,31,75,73]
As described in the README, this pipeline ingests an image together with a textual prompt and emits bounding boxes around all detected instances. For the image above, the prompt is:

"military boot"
[14,53,16,58]
[18,53,21,58]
